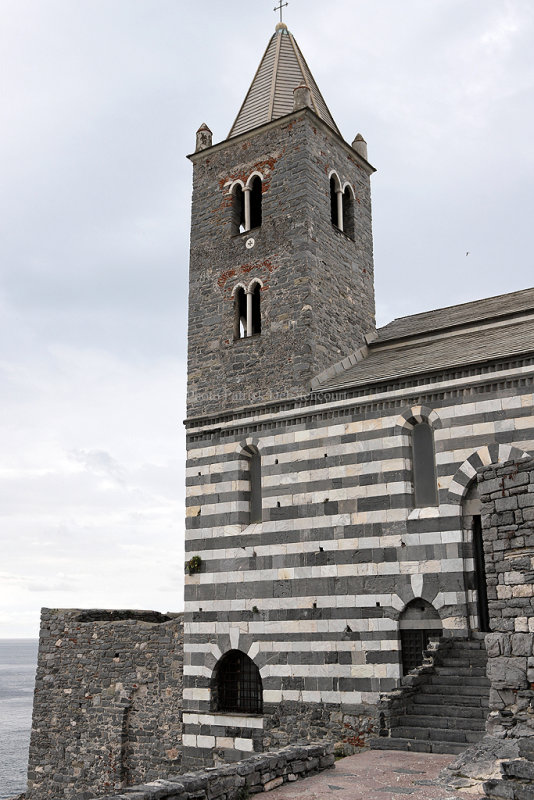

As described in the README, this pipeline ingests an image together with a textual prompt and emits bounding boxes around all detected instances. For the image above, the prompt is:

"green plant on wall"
[185,555,202,574]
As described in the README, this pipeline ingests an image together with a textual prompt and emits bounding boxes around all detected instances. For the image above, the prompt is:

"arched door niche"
[399,599,442,675]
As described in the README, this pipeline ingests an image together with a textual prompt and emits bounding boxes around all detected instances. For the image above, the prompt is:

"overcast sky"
[1,0,533,638]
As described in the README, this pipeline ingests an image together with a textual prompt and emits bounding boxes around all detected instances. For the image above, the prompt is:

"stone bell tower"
[186,21,376,419]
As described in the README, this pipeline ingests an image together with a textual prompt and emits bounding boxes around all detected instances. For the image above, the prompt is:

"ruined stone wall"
[478,459,534,739]
[27,609,183,800]
[93,743,335,800]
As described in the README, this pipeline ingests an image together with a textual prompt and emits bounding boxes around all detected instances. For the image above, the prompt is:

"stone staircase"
[372,637,490,755]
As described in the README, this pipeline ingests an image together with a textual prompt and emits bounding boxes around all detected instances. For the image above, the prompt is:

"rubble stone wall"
[27,609,184,800]
[478,458,534,739]
[93,743,334,800]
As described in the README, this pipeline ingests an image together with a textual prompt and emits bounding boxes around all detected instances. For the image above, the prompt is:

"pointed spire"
[228,26,340,139]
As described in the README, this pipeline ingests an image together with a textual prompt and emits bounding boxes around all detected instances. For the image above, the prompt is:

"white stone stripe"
[184,593,405,613]
[183,687,210,700]
[182,734,254,752]
[185,504,466,541]
[184,639,402,654]
[185,558,470,585]
[184,618,399,636]
[186,479,249,498]
[261,689,379,705]
[183,712,264,729]
[258,663,401,679]
[183,665,212,678]
[184,663,401,680]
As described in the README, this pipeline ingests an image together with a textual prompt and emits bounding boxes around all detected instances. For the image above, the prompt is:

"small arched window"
[249,175,262,230]
[231,184,245,235]
[233,286,247,339]
[342,186,355,239]
[211,650,263,714]
[244,445,262,523]
[251,282,261,335]
[412,422,438,507]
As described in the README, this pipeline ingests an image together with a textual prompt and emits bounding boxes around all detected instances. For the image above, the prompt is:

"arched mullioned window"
[211,650,263,714]
[231,183,245,236]
[243,445,262,523]
[342,185,355,240]
[232,280,262,340]
[249,175,262,230]
[412,422,438,507]
[229,174,263,235]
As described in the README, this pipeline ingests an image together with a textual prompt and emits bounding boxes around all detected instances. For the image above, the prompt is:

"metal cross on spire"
[274,0,288,24]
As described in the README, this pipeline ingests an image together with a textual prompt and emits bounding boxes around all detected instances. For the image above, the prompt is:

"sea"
[0,640,38,800]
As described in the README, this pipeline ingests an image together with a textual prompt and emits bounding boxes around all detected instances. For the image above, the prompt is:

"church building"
[26,17,534,800]
[182,19,534,767]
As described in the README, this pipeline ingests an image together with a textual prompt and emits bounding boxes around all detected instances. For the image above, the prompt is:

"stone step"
[418,679,489,692]
[390,726,485,744]
[398,714,487,731]
[404,702,488,719]
[434,665,488,677]
[413,692,489,708]
[424,677,490,690]
[434,653,488,669]
[370,737,466,755]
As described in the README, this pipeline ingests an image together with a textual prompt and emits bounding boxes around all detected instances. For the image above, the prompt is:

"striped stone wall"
[183,370,534,767]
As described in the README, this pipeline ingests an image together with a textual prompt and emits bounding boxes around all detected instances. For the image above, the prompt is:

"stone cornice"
[187,108,376,176]
[184,360,534,441]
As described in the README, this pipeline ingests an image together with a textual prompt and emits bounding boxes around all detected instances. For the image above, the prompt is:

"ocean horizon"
[0,639,38,800]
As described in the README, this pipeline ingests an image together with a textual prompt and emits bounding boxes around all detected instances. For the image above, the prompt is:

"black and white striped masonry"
[182,21,534,769]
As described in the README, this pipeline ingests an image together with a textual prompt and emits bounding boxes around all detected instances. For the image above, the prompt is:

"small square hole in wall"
[277,501,281,508]
[376,602,380,607]
[275,458,279,465]
[324,453,328,458]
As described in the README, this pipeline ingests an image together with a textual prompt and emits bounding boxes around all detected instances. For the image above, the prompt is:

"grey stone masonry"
[477,459,534,798]
[186,109,375,418]
[92,743,334,800]
[26,609,184,800]
[478,458,534,739]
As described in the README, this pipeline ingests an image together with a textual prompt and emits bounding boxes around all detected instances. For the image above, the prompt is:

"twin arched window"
[233,281,262,340]
[329,173,355,239]
[411,422,438,507]
[231,175,262,236]
[211,650,263,714]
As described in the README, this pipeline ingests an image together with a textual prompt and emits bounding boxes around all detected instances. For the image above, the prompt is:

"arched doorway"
[399,599,442,675]
[462,481,490,633]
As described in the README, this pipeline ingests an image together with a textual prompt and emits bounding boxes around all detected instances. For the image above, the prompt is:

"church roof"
[313,287,534,392]
[376,287,534,343]
[228,24,340,139]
